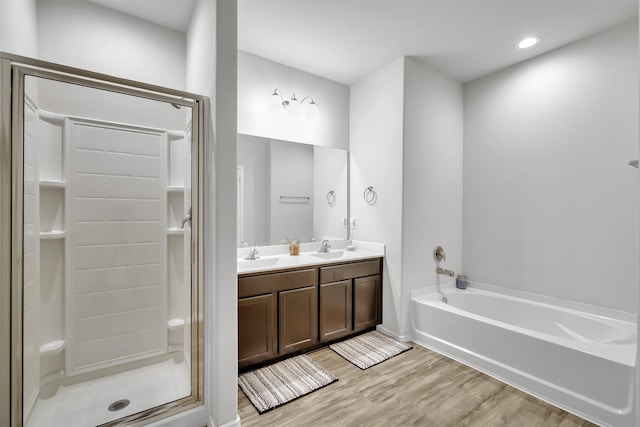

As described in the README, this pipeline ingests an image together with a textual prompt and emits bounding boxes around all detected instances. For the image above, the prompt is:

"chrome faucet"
[437,267,455,277]
[245,245,260,260]
[317,240,331,253]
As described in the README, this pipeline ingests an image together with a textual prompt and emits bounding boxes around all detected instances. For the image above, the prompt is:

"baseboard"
[210,414,241,427]
[376,325,412,343]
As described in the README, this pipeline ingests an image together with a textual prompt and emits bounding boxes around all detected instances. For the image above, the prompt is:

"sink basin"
[237,257,291,271]
[311,251,347,260]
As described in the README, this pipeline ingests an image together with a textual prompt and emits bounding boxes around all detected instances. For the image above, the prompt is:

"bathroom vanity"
[237,251,383,370]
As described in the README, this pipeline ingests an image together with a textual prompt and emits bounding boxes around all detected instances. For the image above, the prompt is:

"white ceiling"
[239,0,638,84]
[82,0,638,84]
[86,0,197,33]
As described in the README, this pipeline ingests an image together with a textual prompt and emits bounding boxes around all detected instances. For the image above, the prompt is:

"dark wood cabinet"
[238,293,277,366]
[319,280,352,341]
[354,275,381,331]
[238,257,382,370]
[318,258,382,343]
[279,285,317,354]
[238,268,317,369]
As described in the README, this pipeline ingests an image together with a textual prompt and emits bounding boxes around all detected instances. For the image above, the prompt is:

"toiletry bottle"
[289,239,300,256]
[456,275,468,289]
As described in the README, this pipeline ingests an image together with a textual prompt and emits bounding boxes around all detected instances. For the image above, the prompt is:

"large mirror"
[237,134,348,247]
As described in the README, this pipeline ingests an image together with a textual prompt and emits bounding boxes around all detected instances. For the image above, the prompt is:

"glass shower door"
[13,64,203,426]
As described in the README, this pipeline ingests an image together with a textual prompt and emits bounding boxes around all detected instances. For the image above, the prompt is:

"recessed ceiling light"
[518,36,541,49]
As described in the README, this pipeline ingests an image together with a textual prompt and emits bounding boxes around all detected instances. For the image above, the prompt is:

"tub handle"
[434,246,446,262]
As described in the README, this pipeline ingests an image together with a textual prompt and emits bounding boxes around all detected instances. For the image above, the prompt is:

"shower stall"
[0,53,205,426]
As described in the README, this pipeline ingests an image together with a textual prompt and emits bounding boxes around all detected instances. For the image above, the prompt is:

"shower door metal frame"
[0,52,206,427]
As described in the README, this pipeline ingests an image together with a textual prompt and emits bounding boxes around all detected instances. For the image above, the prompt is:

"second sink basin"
[311,251,347,260]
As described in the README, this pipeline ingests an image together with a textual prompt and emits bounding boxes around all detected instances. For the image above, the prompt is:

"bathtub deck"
[238,342,597,427]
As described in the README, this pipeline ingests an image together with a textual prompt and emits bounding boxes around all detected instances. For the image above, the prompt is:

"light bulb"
[269,90,283,111]
[518,36,541,49]
[306,100,319,120]
[287,94,300,116]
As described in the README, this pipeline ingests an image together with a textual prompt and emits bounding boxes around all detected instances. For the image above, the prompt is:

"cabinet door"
[319,280,352,342]
[238,293,277,367]
[279,286,318,354]
[354,275,381,331]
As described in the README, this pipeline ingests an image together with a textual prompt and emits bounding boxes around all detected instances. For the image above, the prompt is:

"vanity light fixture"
[517,36,541,49]
[269,88,319,119]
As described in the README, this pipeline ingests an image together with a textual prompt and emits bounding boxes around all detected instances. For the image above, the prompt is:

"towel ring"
[326,190,336,205]
[363,186,376,204]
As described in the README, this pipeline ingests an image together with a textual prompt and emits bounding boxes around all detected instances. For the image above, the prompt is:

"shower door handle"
[181,207,192,229]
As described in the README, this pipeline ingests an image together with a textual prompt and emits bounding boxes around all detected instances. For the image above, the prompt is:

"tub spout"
[437,267,455,277]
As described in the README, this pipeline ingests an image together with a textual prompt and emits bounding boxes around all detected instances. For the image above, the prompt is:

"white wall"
[188,1,241,425]
[185,1,229,425]
[351,56,464,339]
[401,58,463,332]
[37,0,186,90]
[0,0,38,57]
[463,20,639,312]
[238,51,350,150]
[208,1,239,426]
[184,1,240,426]
[313,146,348,241]
[350,57,405,336]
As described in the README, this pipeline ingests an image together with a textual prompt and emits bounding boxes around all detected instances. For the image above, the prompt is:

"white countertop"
[237,240,385,274]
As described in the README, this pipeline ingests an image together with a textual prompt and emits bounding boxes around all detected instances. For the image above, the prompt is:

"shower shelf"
[167,318,185,330]
[39,179,66,188]
[167,228,184,235]
[167,186,185,193]
[40,339,65,356]
[40,230,65,239]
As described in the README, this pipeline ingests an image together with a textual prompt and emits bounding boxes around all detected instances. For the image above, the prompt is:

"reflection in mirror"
[22,75,194,426]
[237,134,348,247]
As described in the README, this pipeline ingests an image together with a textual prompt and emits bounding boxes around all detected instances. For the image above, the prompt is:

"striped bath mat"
[238,354,338,414]
[329,331,412,370]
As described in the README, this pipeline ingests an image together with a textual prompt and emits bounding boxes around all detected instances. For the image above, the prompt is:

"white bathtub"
[411,283,636,427]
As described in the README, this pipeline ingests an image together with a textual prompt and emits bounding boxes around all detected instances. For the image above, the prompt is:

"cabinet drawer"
[319,259,381,284]
[239,268,316,298]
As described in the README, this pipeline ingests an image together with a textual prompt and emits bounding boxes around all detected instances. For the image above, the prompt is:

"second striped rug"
[329,331,412,370]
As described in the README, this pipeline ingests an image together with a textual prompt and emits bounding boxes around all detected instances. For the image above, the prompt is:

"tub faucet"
[317,240,331,253]
[437,267,455,277]
[245,246,260,260]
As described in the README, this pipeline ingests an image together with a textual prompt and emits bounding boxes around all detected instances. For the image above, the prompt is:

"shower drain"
[108,399,130,412]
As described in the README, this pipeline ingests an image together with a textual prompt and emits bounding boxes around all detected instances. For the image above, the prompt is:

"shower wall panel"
[23,99,40,416]
[67,121,167,375]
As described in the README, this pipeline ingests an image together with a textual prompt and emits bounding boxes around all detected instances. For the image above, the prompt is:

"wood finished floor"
[237,343,597,427]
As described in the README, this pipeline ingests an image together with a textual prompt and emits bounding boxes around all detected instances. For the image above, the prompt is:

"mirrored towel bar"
[279,195,311,204]
[280,195,310,200]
